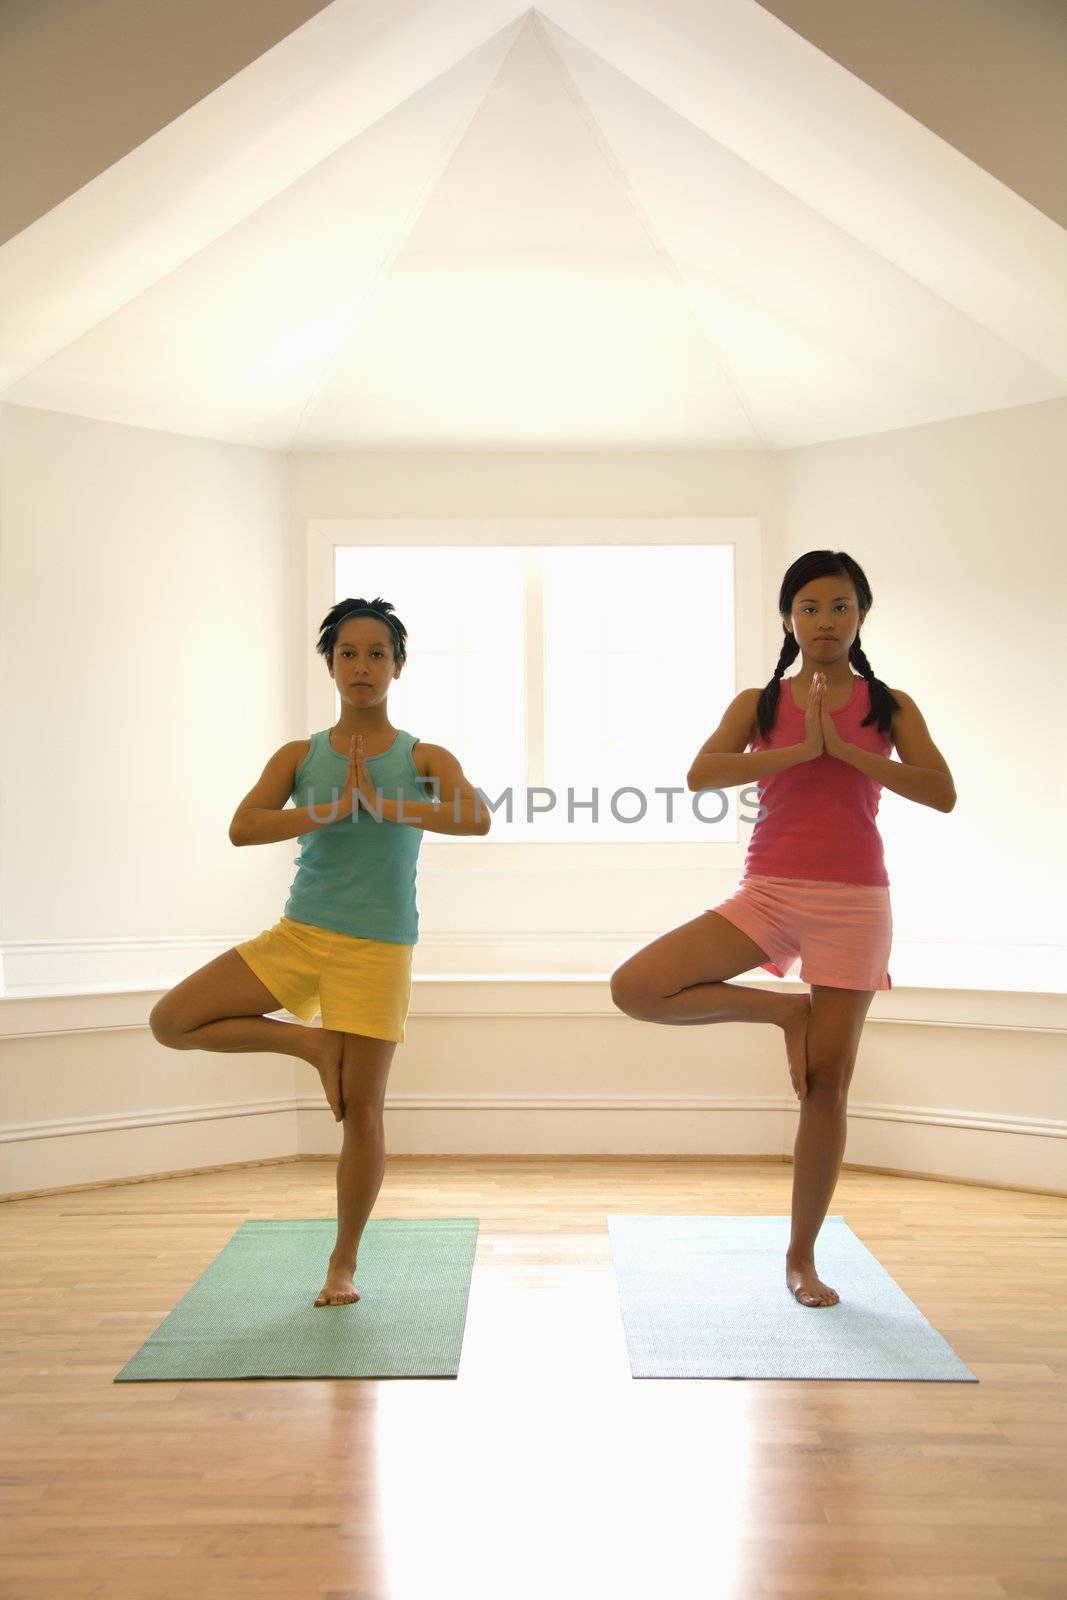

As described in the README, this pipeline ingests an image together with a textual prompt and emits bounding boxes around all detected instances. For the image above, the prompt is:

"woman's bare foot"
[314,1261,360,1307]
[786,1257,839,1308]
[780,993,812,1099]
[306,1027,346,1120]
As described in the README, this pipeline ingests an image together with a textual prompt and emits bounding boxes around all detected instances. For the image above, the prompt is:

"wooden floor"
[2,1156,1065,1600]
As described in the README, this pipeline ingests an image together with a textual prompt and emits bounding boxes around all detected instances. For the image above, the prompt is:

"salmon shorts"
[710,874,893,992]
[234,916,414,1042]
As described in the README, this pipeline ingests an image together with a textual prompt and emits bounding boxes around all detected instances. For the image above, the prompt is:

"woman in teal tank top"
[233,597,492,1308]
[152,595,489,1308]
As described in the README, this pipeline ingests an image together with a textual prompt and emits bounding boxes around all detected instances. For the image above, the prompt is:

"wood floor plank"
[1,1156,1064,1599]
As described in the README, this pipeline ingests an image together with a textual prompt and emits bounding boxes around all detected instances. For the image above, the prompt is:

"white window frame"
[306,517,764,874]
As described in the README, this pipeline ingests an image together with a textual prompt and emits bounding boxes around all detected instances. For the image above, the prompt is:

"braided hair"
[754,551,900,742]
[316,597,408,670]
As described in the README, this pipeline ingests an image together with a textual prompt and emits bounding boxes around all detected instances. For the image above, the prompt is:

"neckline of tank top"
[786,673,861,714]
[323,728,403,761]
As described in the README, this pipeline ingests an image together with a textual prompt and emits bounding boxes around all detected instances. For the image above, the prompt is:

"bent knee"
[609,966,657,1019]
[148,1003,187,1048]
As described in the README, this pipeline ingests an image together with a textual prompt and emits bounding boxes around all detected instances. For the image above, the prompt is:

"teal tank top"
[283,729,432,944]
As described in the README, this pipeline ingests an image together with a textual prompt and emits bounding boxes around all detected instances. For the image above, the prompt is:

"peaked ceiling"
[2,0,1065,451]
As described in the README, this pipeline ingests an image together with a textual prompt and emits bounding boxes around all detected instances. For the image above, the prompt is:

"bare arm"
[687,688,813,791]
[232,802,347,846]
[229,742,346,846]
[833,690,956,812]
[833,747,952,809]
[232,739,492,843]
[689,744,811,790]
[378,743,490,836]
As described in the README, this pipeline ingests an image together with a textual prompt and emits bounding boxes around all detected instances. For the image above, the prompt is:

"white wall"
[1,399,1063,1198]
[0,403,294,971]
[2,399,1064,990]
[780,396,1067,988]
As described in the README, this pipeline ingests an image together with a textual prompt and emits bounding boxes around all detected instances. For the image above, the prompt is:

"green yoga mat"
[608,1215,979,1382]
[115,1218,479,1381]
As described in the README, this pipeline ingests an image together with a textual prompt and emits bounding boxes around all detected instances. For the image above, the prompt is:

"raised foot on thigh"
[786,1257,839,1308]
[781,993,812,1100]
[307,1027,346,1120]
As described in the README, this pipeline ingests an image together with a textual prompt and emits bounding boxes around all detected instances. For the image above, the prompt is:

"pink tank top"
[742,674,892,886]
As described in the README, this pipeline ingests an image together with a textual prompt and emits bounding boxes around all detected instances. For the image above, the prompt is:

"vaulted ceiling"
[2,0,1064,450]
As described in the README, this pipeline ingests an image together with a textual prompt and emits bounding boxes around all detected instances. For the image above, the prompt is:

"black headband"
[336,606,400,635]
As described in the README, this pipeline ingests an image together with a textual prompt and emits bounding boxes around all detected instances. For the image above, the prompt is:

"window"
[334,542,737,843]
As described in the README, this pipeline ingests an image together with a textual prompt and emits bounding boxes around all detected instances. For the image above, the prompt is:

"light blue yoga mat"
[608,1215,978,1382]
[115,1218,479,1381]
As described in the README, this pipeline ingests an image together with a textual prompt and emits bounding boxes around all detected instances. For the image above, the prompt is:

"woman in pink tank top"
[610,550,957,1310]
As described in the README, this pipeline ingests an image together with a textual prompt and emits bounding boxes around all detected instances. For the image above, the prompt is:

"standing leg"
[315,1032,397,1307]
[786,985,875,1307]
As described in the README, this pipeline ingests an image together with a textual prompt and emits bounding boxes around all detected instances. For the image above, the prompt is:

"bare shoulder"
[412,739,453,776]
[883,687,948,769]
[692,687,764,765]
[288,737,312,778]
[742,685,765,735]
[232,738,313,828]
[411,738,432,776]
[411,742,476,785]
[411,740,464,772]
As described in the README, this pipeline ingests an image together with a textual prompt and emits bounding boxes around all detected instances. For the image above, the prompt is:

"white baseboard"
[3,1089,1063,1199]
[2,962,1064,1200]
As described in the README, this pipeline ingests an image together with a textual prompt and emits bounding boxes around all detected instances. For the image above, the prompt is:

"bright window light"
[334,544,736,843]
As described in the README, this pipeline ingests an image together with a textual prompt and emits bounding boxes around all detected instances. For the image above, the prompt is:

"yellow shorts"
[234,916,413,1043]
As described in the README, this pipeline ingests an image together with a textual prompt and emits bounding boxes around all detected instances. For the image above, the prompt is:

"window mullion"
[524,551,545,792]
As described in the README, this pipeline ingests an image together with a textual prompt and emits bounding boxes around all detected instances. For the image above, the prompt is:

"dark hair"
[316,597,408,670]
[754,551,900,742]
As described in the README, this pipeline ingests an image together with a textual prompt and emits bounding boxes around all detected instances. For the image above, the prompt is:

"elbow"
[687,758,720,792]
[228,820,247,847]
[466,791,491,835]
